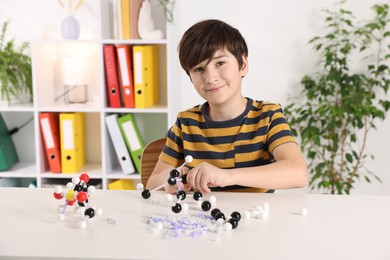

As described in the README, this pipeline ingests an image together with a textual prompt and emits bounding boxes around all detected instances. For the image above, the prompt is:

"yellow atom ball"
[65,190,76,200]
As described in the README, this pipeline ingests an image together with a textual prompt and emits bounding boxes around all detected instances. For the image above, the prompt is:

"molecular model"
[137,155,243,237]
[138,156,309,239]
[53,173,103,229]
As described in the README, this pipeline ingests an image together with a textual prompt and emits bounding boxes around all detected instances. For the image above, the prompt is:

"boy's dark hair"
[178,19,248,75]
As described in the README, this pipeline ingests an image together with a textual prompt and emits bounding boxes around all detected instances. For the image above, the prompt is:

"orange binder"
[103,45,121,108]
[116,45,135,108]
[39,112,61,173]
[132,45,159,108]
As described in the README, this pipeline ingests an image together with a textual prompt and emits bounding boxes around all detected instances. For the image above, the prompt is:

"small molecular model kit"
[51,156,308,239]
[136,155,308,239]
[53,173,103,229]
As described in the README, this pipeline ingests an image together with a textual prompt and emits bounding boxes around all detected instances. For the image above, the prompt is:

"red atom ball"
[53,192,63,200]
[79,173,90,183]
[76,191,87,202]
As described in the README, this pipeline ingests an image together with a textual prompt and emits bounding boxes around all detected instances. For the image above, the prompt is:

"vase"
[61,15,80,39]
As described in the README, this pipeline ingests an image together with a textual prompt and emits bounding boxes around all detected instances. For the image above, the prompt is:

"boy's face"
[189,48,248,106]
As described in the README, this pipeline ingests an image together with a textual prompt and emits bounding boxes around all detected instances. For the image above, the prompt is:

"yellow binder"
[120,0,131,39]
[108,179,135,190]
[60,112,86,173]
[132,45,159,108]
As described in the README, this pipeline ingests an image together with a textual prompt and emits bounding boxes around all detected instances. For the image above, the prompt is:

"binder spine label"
[62,120,74,150]
[122,121,141,150]
[41,118,54,149]
[118,48,130,86]
[134,52,143,84]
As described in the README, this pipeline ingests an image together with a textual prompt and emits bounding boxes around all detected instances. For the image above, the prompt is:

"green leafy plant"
[285,2,390,194]
[158,0,175,23]
[0,20,32,105]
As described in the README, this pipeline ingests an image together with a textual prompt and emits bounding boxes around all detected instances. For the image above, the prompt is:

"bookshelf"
[0,0,173,189]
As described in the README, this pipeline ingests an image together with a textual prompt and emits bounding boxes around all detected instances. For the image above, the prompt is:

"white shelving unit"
[0,0,173,189]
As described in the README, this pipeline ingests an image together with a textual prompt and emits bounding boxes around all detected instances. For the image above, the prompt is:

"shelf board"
[0,105,34,112]
[37,100,102,112]
[106,173,141,180]
[101,39,168,45]
[40,163,103,178]
[105,106,169,114]
[0,162,37,178]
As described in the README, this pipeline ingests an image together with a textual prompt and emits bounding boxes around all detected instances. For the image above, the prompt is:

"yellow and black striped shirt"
[159,98,296,192]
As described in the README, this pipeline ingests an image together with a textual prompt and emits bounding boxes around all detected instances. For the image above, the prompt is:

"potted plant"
[0,20,32,105]
[284,2,390,194]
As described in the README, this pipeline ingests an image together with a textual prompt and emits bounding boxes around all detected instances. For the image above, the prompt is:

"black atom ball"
[231,211,241,222]
[181,174,187,184]
[211,208,221,219]
[172,203,182,213]
[201,201,211,211]
[193,191,202,201]
[215,212,226,220]
[170,169,180,178]
[84,208,95,218]
[167,177,176,185]
[176,190,186,200]
[141,189,151,199]
[228,218,239,229]
[73,184,83,192]
[82,184,89,192]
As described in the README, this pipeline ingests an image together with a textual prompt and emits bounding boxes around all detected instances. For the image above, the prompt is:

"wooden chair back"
[140,137,166,187]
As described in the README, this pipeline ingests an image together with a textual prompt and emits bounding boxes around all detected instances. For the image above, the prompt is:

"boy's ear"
[240,55,249,78]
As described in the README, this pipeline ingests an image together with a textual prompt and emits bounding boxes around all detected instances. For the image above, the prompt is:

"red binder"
[39,112,61,173]
[116,45,135,108]
[103,45,121,108]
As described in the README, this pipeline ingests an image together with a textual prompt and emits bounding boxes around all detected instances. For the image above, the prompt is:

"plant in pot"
[0,20,33,106]
[284,2,390,194]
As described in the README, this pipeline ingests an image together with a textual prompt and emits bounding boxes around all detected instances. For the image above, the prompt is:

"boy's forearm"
[229,159,308,190]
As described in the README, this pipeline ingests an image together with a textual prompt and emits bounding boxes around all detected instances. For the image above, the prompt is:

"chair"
[140,137,167,187]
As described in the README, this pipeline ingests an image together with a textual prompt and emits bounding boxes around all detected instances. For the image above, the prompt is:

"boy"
[147,19,308,194]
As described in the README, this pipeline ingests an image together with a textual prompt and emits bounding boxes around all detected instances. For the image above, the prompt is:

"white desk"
[0,187,389,260]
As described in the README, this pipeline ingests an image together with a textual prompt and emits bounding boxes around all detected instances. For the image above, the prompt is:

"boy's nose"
[204,69,218,83]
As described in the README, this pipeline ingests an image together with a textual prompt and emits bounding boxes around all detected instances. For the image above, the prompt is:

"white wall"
[1,0,389,195]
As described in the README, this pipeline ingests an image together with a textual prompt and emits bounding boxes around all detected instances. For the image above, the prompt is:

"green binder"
[117,114,144,173]
[0,113,19,171]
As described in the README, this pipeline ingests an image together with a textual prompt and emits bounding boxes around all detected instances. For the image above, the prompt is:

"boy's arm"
[186,142,308,193]
[230,142,308,189]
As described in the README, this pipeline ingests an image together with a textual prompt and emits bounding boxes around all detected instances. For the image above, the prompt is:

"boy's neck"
[207,96,247,121]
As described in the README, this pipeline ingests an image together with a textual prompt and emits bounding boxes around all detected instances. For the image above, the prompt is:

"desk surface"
[0,187,389,260]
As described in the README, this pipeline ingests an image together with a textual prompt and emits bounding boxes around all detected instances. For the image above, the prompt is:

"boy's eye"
[193,67,204,72]
[216,61,225,66]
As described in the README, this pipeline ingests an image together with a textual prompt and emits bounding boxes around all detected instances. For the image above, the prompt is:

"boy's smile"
[205,84,226,93]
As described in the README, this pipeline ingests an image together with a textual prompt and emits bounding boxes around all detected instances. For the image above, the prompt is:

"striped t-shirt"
[159,98,296,192]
